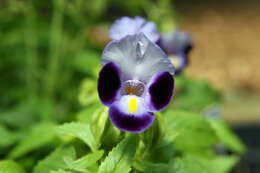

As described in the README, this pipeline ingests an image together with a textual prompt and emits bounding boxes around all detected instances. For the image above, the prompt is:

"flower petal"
[159,30,192,55]
[102,33,175,83]
[98,62,121,106]
[110,16,160,43]
[146,72,174,111]
[109,95,155,133]
[169,53,187,75]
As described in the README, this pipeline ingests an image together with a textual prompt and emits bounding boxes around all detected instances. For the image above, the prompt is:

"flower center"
[128,97,138,114]
[121,80,145,96]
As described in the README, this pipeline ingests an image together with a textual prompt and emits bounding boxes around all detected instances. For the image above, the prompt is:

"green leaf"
[8,122,56,158]
[148,140,175,163]
[164,110,218,156]
[101,122,122,150]
[64,150,104,172]
[0,124,17,148]
[208,118,246,154]
[90,107,108,145]
[0,160,25,173]
[50,169,72,173]
[133,160,170,173]
[172,155,238,173]
[172,155,211,173]
[33,146,76,173]
[173,77,221,110]
[98,134,139,173]
[141,112,165,151]
[210,155,239,173]
[78,79,99,106]
[57,122,97,151]
[77,103,102,124]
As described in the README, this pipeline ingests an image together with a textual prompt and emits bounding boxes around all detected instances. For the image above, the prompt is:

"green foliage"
[9,122,56,159]
[141,112,166,151]
[64,150,104,172]
[133,160,170,173]
[172,155,238,173]
[173,76,221,110]
[164,110,218,156]
[0,0,245,172]
[57,122,97,151]
[34,146,76,173]
[90,107,109,145]
[0,160,25,173]
[208,118,246,154]
[0,124,17,148]
[98,134,138,173]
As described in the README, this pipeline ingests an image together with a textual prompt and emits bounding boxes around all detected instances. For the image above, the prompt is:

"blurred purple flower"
[158,30,193,74]
[98,34,175,133]
[110,16,160,43]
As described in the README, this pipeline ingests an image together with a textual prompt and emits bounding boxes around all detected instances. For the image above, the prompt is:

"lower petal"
[108,96,155,133]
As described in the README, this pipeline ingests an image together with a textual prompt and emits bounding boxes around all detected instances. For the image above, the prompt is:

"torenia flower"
[110,16,160,43]
[98,33,175,133]
[158,30,192,74]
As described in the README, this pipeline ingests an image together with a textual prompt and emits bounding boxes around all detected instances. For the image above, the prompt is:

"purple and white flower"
[110,16,160,43]
[158,30,192,74]
[98,33,175,133]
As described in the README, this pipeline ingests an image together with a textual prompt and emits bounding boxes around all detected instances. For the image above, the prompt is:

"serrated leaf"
[98,134,138,173]
[133,160,170,173]
[8,122,56,158]
[57,122,97,151]
[91,107,108,145]
[208,118,246,154]
[33,146,76,173]
[164,110,218,156]
[172,155,238,173]
[64,150,104,172]
[0,160,25,173]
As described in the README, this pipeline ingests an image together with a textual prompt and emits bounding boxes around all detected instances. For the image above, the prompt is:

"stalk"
[45,0,66,99]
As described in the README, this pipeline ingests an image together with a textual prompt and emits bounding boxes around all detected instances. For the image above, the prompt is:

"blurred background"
[0,0,259,172]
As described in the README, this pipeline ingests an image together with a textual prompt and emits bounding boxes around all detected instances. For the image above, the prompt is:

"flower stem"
[45,0,66,99]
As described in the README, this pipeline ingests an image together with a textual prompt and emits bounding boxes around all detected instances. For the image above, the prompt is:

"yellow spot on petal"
[170,56,180,69]
[128,97,138,114]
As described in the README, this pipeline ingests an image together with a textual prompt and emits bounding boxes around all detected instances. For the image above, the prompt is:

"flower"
[98,33,175,133]
[110,16,160,43]
[158,30,192,74]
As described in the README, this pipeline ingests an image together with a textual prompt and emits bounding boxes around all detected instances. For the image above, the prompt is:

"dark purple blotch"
[98,62,121,106]
[148,72,174,111]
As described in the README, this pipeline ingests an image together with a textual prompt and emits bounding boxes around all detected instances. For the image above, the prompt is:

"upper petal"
[108,95,155,133]
[109,16,160,43]
[145,71,174,111]
[98,62,121,106]
[101,33,175,83]
[159,30,192,55]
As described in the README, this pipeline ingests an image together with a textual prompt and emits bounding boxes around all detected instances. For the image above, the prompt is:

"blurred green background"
[0,0,259,172]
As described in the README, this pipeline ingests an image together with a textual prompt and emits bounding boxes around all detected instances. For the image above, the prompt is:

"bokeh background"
[0,0,259,172]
